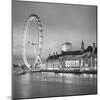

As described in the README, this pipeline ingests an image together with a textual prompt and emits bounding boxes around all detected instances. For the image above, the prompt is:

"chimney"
[81,40,84,52]
[93,43,96,53]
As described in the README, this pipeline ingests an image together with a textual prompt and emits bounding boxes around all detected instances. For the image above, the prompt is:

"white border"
[0,0,99,100]
[21,0,99,5]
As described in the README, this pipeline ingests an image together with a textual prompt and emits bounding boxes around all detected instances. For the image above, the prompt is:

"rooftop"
[47,46,97,60]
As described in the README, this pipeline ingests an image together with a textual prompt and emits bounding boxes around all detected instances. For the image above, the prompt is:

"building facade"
[46,41,97,71]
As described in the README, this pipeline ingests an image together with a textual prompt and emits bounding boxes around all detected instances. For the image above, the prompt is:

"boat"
[15,70,27,75]
[31,68,41,72]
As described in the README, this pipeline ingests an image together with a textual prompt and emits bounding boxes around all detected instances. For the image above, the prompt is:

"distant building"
[61,42,72,52]
[46,41,97,71]
[81,40,84,52]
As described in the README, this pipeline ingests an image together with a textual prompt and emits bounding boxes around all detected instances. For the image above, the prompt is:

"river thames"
[12,72,97,99]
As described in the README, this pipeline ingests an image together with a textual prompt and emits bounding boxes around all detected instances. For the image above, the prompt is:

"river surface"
[12,72,97,99]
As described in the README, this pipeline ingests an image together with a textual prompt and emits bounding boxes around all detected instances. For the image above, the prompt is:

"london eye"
[22,14,43,69]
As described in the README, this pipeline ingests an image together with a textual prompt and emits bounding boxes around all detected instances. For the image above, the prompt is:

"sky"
[12,0,97,64]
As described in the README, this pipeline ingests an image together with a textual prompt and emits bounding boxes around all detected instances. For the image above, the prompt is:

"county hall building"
[46,41,97,71]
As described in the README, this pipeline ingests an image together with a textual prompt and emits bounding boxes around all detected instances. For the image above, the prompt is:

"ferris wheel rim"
[23,14,43,68]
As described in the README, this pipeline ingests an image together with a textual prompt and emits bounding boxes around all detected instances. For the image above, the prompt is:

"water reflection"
[81,74,97,78]
[13,72,97,99]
